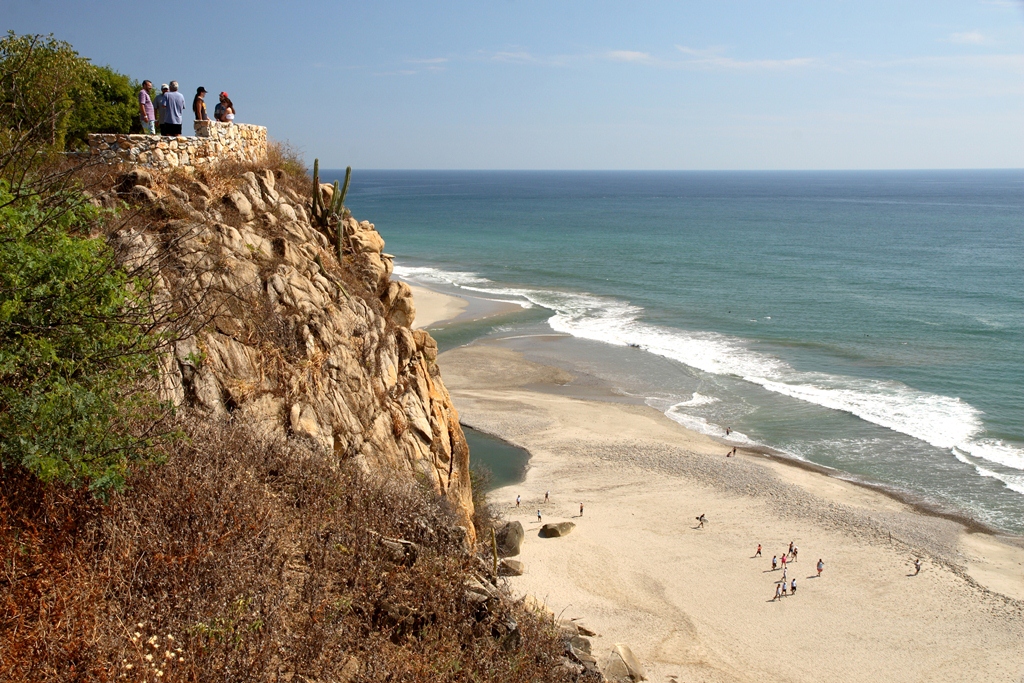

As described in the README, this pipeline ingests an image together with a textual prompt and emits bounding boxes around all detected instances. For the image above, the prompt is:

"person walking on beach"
[772,555,778,570]
[516,494,520,508]
[545,491,549,503]
[161,81,186,136]
[579,502,584,516]
[781,567,787,585]
[781,580,788,596]
[537,510,542,523]
[792,546,798,562]
[817,559,824,577]
[773,583,782,601]
[791,578,797,595]
[788,541,794,557]
[755,544,762,557]
[696,513,706,529]
[913,558,922,575]
[781,553,787,570]
[138,80,155,134]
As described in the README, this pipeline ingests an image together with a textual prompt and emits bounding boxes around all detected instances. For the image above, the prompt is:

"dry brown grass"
[0,417,573,683]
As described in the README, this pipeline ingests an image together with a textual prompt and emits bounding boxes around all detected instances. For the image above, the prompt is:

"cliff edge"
[114,167,474,539]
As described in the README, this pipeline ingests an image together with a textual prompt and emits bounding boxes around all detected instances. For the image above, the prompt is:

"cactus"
[311,158,322,225]
[334,166,352,261]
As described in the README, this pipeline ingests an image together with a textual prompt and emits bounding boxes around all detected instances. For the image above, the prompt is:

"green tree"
[0,180,167,492]
[65,64,140,150]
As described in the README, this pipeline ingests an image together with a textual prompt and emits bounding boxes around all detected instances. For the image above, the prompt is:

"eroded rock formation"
[111,168,474,538]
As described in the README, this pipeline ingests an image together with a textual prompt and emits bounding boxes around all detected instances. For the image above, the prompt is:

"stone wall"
[88,121,267,171]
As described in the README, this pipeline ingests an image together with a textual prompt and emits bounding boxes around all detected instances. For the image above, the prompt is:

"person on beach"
[781,554,787,569]
[781,580,788,596]
[138,80,155,134]
[817,559,824,577]
[913,558,922,575]
[772,555,778,570]
[192,86,209,121]
[545,491,549,503]
[537,510,542,522]
[161,81,185,136]
[579,502,584,516]
[788,541,794,556]
[774,583,782,601]
[791,578,797,594]
[792,546,798,562]
[696,513,707,529]
[725,427,731,436]
[782,566,788,583]
[755,544,762,557]
[732,446,737,457]
[516,494,520,508]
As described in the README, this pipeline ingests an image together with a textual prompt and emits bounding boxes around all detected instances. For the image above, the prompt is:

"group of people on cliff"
[137,80,236,136]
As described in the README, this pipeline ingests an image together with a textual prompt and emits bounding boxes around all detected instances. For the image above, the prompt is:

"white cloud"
[492,51,536,63]
[950,31,989,44]
[607,50,652,63]
[675,45,816,70]
[406,57,449,64]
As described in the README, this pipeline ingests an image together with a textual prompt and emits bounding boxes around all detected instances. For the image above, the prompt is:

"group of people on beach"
[513,491,584,521]
[137,80,236,136]
[758,540,823,601]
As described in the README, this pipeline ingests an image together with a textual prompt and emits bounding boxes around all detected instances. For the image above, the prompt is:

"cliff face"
[116,169,474,539]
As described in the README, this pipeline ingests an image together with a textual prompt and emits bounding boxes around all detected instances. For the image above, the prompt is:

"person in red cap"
[192,86,209,121]
[214,92,235,123]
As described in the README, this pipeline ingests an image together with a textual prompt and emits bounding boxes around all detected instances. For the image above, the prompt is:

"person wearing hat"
[154,83,170,132]
[192,86,209,121]
[214,92,235,123]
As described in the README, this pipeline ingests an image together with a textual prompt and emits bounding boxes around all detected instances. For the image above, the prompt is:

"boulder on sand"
[495,521,525,557]
[601,643,646,682]
[499,558,524,576]
[540,521,575,538]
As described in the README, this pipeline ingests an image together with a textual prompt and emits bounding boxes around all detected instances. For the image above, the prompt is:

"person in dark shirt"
[192,86,209,121]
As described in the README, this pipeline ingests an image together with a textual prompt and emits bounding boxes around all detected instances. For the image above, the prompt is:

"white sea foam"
[676,392,720,408]
[395,262,1024,477]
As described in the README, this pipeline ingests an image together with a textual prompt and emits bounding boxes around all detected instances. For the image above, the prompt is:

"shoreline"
[438,340,1024,682]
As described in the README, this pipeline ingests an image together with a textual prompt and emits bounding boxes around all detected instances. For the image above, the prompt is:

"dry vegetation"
[1,417,572,683]
[0,156,579,682]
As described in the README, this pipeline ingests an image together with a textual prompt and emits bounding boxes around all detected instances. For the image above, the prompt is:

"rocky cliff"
[112,167,475,539]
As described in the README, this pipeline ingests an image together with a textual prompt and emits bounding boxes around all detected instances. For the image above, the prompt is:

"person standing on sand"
[792,546,798,562]
[817,559,824,577]
[772,555,778,570]
[579,502,584,516]
[732,446,737,457]
[516,495,520,508]
[791,578,797,594]
[774,583,782,601]
[545,491,549,503]
[782,567,787,585]
[781,553,787,570]
[781,580,788,596]
[914,558,922,575]
[755,544,762,557]
[788,541,794,556]
[537,510,542,523]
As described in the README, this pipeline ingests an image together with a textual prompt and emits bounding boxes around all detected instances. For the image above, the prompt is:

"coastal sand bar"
[441,342,1024,683]
[408,285,468,328]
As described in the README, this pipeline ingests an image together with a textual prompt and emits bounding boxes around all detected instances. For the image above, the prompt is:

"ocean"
[330,169,1024,534]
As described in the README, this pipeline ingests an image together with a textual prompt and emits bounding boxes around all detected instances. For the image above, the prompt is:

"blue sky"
[5,0,1024,169]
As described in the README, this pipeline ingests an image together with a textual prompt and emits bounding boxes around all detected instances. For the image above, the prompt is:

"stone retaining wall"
[88,121,267,171]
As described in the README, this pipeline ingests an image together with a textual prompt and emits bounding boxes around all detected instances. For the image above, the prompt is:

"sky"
[5,0,1024,169]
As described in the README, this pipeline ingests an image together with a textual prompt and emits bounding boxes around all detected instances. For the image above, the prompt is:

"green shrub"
[0,180,166,492]
[64,64,140,149]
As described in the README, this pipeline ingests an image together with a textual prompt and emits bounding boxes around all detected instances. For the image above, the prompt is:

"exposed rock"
[495,521,525,557]
[601,644,646,682]
[191,180,213,199]
[569,635,591,655]
[167,184,189,203]
[117,168,154,193]
[499,558,524,576]
[223,190,253,220]
[130,185,159,203]
[576,621,599,637]
[540,521,576,538]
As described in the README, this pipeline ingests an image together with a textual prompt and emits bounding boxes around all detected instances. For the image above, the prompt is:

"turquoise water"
[464,427,531,491]
[332,170,1024,533]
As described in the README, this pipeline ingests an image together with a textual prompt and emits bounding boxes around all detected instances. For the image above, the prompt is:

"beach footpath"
[440,341,1024,683]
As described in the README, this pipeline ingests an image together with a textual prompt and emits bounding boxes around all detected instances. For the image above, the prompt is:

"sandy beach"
[408,285,468,328]
[440,341,1024,683]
